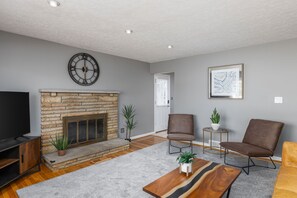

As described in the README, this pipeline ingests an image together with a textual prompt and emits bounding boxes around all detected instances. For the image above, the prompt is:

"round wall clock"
[68,53,100,86]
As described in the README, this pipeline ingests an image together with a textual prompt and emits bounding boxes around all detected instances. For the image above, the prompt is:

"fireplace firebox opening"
[63,114,107,147]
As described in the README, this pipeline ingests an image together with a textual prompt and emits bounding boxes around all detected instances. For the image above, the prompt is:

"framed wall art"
[208,64,244,99]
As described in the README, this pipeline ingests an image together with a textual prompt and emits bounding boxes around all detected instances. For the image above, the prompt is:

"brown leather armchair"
[220,119,284,175]
[167,114,195,154]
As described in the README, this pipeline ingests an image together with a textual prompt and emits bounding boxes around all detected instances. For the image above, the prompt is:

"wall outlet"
[274,97,283,104]
[120,128,125,133]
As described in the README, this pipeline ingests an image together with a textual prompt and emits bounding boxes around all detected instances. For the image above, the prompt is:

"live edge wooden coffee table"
[143,158,241,198]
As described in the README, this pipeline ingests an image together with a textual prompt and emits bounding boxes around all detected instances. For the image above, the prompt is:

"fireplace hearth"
[63,114,107,147]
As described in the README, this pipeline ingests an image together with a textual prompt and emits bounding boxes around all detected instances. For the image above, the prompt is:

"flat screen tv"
[0,91,30,141]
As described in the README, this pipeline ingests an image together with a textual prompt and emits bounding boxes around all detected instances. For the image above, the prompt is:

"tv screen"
[0,92,30,140]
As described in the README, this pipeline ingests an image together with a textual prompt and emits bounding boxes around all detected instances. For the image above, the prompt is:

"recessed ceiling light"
[48,0,60,7]
[168,45,173,49]
[125,29,133,34]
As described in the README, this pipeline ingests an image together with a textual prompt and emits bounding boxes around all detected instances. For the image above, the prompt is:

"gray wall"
[151,38,297,157]
[0,31,154,138]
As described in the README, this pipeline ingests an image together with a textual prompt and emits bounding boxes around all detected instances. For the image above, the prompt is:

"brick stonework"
[40,90,119,154]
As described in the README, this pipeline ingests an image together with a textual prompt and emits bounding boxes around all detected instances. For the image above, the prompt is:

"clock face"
[68,53,100,86]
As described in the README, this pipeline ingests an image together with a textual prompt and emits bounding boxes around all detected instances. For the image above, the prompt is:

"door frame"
[154,73,171,132]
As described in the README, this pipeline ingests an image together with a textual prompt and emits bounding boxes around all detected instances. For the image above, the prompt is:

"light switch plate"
[274,97,283,104]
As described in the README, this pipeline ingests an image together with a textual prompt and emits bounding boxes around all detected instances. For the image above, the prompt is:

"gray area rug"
[17,141,278,198]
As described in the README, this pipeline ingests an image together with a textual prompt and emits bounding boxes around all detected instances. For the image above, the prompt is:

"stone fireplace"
[40,89,120,154]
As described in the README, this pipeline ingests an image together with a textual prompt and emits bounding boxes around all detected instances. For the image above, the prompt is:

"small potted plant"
[122,105,137,142]
[210,108,220,130]
[50,134,70,156]
[177,151,197,176]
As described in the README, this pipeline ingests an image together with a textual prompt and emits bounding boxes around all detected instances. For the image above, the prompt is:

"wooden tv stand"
[0,136,41,188]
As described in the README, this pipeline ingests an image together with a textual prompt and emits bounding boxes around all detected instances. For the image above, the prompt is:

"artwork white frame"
[208,64,244,99]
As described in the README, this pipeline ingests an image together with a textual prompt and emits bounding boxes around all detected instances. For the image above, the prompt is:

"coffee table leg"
[226,186,231,198]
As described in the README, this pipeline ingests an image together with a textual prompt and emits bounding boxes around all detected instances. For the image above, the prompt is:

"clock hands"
[76,68,96,72]
[83,59,87,83]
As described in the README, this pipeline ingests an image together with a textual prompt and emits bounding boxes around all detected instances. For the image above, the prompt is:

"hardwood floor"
[0,135,167,198]
[0,134,280,198]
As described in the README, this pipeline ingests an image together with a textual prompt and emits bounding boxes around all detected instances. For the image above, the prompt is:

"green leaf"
[50,134,71,150]
[210,108,220,124]
[176,151,197,164]
[122,105,137,134]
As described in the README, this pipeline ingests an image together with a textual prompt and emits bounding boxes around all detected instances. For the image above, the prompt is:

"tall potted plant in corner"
[210,108,220,130]
[50,134,70,156]
[177,151,197,177]
[122,105,137,142]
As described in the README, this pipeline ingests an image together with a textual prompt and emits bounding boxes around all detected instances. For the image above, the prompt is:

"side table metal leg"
[210,131,212,150]
[203,130,205,154]
[220,132,222,158]
[227,132,229,154]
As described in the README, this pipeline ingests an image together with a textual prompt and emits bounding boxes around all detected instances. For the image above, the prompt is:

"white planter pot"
[180,163,192,173]
[211,123,220,130]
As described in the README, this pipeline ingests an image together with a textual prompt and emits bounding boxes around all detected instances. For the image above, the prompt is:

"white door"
[154,74,170,132]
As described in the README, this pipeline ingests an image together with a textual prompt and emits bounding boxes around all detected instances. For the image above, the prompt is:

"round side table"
[202,127,229,158]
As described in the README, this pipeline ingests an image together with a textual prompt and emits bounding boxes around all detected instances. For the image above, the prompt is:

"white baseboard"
[131,131,156,140]
[271,156,282,162]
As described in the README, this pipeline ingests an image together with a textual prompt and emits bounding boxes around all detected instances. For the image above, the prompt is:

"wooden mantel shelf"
[39,89,120,94]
